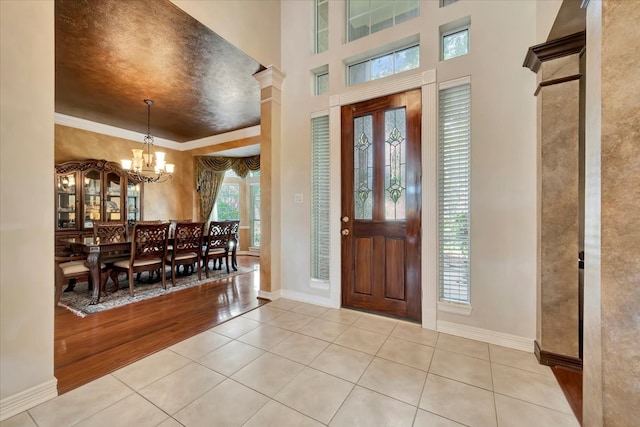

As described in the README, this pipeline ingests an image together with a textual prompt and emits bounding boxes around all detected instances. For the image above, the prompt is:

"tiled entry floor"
[3,299,579,427]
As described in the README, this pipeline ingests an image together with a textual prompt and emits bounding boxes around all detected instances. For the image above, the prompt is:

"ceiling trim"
[55,113,260,152]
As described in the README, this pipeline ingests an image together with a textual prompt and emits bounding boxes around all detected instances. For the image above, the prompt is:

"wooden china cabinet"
[55,159,144,251]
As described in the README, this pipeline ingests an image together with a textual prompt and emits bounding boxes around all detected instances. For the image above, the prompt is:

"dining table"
[65,236,131,304]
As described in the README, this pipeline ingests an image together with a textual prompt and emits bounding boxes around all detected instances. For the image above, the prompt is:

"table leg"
[86,251,102,304]
[232,246,238,271]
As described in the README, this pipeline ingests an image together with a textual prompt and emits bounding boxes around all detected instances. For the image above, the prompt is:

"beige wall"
[0,0,57,418]
[584,1,640,425]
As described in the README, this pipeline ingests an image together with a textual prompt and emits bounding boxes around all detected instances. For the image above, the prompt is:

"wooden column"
[253,67,284,298]
[524,32,585,369]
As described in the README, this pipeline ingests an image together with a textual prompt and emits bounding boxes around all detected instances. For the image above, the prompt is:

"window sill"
[437,301,472,316]
[310,279,329,291]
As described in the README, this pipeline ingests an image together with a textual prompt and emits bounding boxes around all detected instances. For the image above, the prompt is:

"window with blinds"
[438,81,471,304]
[311,115,330,281]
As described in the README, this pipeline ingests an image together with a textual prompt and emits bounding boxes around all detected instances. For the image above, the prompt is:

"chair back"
[173,222,205,255]
[206,221,233,251]
[226,220,240,250]
[93,221,128,243]
[131,222,170,261]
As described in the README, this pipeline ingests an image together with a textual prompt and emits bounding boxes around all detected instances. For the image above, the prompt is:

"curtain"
[194,155,260,223]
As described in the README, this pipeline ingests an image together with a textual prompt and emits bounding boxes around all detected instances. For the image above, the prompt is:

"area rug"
[57,266,255,317]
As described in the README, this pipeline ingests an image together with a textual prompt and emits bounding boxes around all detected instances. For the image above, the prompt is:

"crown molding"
[523,31,586,73]
[55,113,260,152]
[254,66,285,90]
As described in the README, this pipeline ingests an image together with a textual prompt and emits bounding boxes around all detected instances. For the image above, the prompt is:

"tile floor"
[2,299,579,427]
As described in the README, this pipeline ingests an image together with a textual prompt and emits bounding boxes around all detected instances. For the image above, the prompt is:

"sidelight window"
[311,115,330,281]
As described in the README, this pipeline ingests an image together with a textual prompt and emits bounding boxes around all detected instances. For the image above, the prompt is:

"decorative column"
[254,67,285,299]
[523,32,585,368]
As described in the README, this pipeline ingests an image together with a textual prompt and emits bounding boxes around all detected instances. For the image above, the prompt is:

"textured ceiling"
[55,0,265,143]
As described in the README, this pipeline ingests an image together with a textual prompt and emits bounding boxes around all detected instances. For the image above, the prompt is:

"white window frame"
[347,0,419,43]
[440,17,471,61]
[315,0,329,54]
[437,77,472,315]
[347,44,420,87]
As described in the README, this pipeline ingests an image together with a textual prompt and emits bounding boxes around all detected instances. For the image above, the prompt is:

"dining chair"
[93,221,129,291]
[112,222,170,296]
[202,221,233,276]
[227,220,240,271]
[54,253,106,306]
[166,221,204,285]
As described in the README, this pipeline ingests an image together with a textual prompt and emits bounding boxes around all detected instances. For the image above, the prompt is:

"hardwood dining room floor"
[54,255,264,395]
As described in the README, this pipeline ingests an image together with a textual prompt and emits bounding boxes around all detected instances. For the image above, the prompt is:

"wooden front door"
[341,89,422,321]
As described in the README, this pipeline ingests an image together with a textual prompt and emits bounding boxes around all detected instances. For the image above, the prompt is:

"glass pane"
[105,172,121,222]
[83,169,101,228]
[216,183,240,220]
[353,114,373,220]
[395,0,419,24]
[384,108,407,219]
[394,45,420,73]
[57,173,76,229]
[251,183,261,247]
[349,12,370,41]
[127,181,141,224]
[370,3,394,33]
[442,0,459,7]
[349,61,368,86]
[371,53,394,80]
[316,72,329,95]
[443,28,469,60]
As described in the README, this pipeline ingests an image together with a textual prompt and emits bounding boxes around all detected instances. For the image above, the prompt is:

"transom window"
[348,0,419,42]
[348,44,419,86]
[316,0,328,53]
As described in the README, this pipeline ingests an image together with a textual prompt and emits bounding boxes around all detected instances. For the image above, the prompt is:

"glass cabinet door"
[83,168,102,229]
[126,180,141,224]
[56,172,78,230]
[105,172,122,222]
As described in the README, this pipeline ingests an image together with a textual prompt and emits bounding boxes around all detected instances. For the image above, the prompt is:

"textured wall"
[538,55,581,358]
[55,125,194,221]
[584,1,640,425]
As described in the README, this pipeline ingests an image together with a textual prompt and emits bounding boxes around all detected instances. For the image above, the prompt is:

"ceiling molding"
[523,31,586,73]
[55,113,260,152]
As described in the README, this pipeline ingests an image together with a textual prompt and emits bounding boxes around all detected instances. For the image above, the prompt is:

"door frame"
[325,69,438,330]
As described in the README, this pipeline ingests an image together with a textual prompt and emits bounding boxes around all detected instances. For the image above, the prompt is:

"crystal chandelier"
[121,99,174,183]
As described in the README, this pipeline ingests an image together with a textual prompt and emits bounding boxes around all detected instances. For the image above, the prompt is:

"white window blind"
[311,115,330,280]
[438,82,471,303]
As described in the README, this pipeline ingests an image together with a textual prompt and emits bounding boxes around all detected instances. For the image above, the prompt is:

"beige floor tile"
[28,375,133,427]
[298,318,349,342]
[197,339,264,376]
[244,400,324,427]
[231,352,304,396]
[329,386,416,427]
[174,379,269,427]
[413,409,465,426]
[435,333,490,360]
[168,330,230,360]
[267,297,302,311]
[291,302,329,317]
[275,367,354,424]
[320,308,362,325]
[0,412,37,427]
[267,311,315,332]
[358,357,427,406]
[242,305,287,322]
[139,362,225,415]
[429,349,493,390]
[492,363,572,414]
[391,322,438,347]
[156,418,183,427]
[495,394,579,427]
[211,316,262,339]
[334,326,388,354]
[489,344,554,376]
[112,348,190,390]
[352,314,398,335]
[377,336,434,371]
[419,374,497,427]
[270,333,329,364]
[310,343,374,383]
[237,324,293,350]
[74,393,169,427]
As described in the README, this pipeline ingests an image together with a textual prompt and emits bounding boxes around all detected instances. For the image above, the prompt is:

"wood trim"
[535,340,583,371]
[534,73,582,96]
[523,32,586,73]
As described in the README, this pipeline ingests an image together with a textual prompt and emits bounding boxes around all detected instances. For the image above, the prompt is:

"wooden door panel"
[341,89,422,321]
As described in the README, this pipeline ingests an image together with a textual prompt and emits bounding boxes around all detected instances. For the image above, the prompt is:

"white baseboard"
[257,289,281,301]
[280,289,338,309]
[436,320,534,353]
[0,378,58,422]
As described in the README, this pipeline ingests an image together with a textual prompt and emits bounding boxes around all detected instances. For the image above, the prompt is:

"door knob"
[341,229,350,236]
[342,216,350,223]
